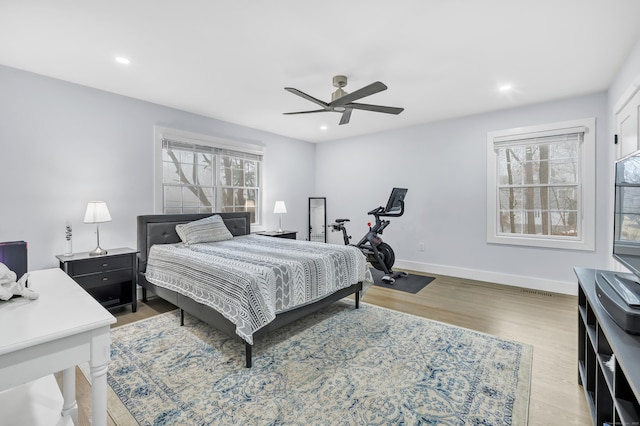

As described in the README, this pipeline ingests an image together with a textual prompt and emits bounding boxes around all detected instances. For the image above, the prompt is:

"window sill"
[487,234,594,251]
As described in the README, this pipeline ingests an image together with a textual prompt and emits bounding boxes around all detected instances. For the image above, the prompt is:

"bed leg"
[245,343,252,368]
[142,287,147,303]
[355,290,360,309]
[180,309,184,326]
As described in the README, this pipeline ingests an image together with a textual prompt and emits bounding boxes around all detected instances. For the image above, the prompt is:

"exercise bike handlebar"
[368,200,405,218]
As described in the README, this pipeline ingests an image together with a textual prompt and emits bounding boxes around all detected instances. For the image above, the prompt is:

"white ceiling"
[1,1,640,143]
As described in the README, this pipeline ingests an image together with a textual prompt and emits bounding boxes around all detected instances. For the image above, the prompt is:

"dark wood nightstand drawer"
[71,255,133,276]
[74,269,132,290]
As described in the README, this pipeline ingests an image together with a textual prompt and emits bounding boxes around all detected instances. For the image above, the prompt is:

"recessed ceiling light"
[320,125,328,131]
[115,56,130,65]
[499,84,512,92]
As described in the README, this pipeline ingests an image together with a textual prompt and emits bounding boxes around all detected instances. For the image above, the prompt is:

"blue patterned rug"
[102,301,531,425]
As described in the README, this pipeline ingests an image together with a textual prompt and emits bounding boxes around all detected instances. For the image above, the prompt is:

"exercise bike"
[330,188,408,284]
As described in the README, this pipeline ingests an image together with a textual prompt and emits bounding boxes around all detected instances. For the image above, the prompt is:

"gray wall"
[0,65,315,270]
[316,92,609,294]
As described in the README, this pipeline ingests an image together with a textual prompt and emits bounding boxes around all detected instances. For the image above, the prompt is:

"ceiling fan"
[283,75,404,125]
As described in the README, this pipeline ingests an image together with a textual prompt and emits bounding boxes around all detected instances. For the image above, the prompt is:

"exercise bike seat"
[334,218,350,223]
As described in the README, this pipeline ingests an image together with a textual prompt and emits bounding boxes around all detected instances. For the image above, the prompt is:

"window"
[486,118,595,250]
[154,127,264,227]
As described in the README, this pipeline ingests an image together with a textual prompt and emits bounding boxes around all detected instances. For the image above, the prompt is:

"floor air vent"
[521,288,554,297]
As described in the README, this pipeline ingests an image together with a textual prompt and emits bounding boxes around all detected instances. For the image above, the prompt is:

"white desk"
[0,268,116,425]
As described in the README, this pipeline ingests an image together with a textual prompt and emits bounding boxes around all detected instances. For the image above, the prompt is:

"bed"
[137,212,367,368]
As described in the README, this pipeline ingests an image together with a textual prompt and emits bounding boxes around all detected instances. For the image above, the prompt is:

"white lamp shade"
[273,201,287,214]
[84,201,112,224]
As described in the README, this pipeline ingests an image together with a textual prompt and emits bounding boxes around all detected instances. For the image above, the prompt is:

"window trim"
[153,126,265,230]
[486,118,596,250]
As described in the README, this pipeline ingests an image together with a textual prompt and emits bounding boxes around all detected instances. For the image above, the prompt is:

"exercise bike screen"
[385,187,408,213]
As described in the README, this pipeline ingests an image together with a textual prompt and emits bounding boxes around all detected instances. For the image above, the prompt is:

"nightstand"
[56,247,138,312]
[257,230,298,239]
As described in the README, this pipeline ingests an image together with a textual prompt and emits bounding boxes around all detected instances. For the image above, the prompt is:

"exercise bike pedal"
[381,275,395,284]
[382,270,407,284]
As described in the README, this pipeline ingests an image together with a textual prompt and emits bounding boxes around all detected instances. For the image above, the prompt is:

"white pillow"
[175,215,233,244]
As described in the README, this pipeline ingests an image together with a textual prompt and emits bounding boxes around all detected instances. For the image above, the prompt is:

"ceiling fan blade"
[283,109,330,115]
[330,81,387,107]
[339,108,353,125]
[284,87,329,109]
[347,102,404,115]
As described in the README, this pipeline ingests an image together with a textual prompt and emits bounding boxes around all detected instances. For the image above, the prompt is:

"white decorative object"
[84,201,112,256]
[274,200,287,233]
[0,262,36,301]
[65,222,73,255]
[605,354,616,372]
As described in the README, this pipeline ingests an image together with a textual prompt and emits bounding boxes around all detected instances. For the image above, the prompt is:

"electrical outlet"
[418,242,425,252]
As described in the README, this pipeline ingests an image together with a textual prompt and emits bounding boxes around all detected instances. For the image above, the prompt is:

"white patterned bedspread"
[145,235,369,344]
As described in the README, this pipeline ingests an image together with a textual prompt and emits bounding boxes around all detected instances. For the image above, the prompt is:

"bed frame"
[137,212,362,368]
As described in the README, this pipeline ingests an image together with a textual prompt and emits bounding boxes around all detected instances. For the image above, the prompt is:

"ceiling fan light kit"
[284,75,404,125]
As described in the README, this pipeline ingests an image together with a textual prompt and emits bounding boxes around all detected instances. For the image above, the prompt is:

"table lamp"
[273,201,287,233]
[84,201,111,256]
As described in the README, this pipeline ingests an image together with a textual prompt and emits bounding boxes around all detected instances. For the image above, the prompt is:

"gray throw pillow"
[175,215,233,244]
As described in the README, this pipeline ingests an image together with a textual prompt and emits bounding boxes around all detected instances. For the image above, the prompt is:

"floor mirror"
[308,197,327,242]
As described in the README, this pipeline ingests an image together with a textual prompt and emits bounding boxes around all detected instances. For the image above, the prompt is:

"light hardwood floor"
[70,271,592,425]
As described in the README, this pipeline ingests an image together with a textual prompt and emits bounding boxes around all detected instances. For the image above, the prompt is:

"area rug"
[370,268,435,293]
[91,301,532,425]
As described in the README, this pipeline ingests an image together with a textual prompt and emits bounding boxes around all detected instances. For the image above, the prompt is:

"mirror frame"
[308,197,327,242]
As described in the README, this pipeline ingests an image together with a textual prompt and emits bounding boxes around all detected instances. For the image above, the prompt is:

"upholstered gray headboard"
[136,212,251,273]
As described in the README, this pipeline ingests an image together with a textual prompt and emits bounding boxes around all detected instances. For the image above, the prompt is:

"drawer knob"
[102,277,109,281]
[102,263,109,267]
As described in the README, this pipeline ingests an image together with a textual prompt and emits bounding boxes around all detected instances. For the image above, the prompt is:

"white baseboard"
[394,260,578,296]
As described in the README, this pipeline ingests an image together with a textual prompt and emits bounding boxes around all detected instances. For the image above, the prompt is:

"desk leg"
[90,329,111,426]
[61,366,78,424]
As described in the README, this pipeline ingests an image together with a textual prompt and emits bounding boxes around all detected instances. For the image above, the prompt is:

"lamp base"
[89,246,108,256]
